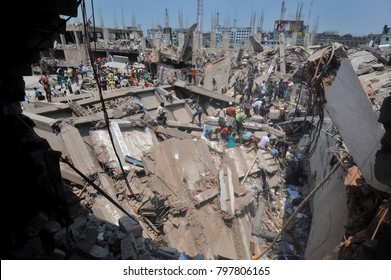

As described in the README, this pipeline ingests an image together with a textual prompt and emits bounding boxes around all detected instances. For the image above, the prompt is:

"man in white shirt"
[156,102,167,125]
[258,133,271,150]
[252,98,263,115]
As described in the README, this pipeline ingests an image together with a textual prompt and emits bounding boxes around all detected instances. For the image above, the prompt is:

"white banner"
[2,260,388,280]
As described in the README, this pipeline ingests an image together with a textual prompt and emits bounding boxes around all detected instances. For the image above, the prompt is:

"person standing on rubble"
[190,100,204,126]
[66,77,73,94]
[212,78,217,91]
[78,62,85,79]
[38,71,52,102]
[278,79,285,99]
[279,106,288,122]
[243,94,253,118]
[56,67,64,88]
[186,68,192,85]
[156,102,167,126]
[191,65,197,85]
[235,112,247,142]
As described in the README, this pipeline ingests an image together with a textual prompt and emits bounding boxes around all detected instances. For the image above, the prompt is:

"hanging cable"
[80,0,138,200]
[60,156,136,220]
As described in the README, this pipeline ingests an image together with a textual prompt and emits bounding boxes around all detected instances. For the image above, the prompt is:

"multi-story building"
[49,23,143,67]
[215,26,253,47]
[314,32,369,48]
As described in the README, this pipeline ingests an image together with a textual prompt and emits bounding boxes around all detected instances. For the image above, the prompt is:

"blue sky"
[74,0,391,36]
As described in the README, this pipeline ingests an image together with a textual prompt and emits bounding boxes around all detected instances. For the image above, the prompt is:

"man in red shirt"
[191,66,197,85]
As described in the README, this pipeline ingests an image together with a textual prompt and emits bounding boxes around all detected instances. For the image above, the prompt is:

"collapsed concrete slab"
[142,138,255,259]
[316,50,390,193]
[107,121,159,165]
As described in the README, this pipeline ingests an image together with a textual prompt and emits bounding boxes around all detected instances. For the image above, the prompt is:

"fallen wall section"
[324,59,390,193]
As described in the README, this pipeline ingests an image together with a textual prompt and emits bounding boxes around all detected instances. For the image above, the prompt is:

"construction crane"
[280,0,286,20]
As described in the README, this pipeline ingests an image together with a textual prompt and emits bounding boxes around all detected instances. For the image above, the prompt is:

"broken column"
[210,31,216,49]
[222,33,230,49]
[278,33,286,74]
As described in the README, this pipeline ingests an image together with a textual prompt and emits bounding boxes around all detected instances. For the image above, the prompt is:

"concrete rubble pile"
[10,23,391,261]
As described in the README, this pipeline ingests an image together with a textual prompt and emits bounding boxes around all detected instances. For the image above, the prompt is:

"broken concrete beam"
[155,87,180,101]
[155,126,193,139]
[174,81,235,103]
[260,124,286,138]
[109,121,130,165]
[166,120,203,131]
[219,160,239,215]
[250,236,261,256]
[61,124,97,176]
[193,189,219,205]
[249,35,263,53]
[251,201,265,237]
[60,163,86,185]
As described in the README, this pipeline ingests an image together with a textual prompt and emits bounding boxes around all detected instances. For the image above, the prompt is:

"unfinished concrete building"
[2,1,390,261]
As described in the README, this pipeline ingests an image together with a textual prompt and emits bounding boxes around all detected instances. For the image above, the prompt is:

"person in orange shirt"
[38,71,52,102]
[191,66,197,85]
